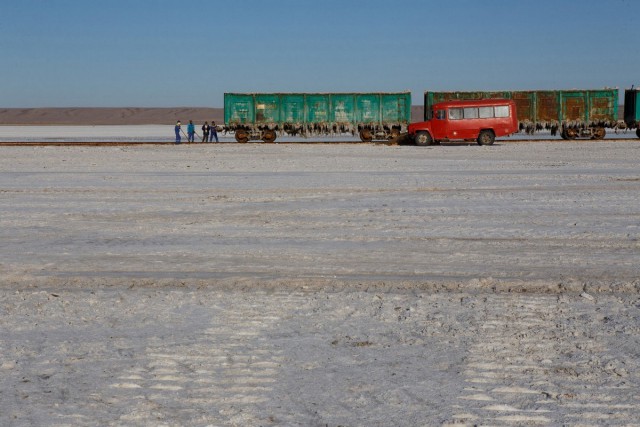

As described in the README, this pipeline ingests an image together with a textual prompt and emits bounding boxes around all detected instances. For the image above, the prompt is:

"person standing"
[174,120,182,144]
[210,120,219,142]
[201,122,210,143]
[187,120,195,143]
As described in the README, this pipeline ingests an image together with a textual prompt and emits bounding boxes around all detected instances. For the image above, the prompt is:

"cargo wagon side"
[224,92,411,143]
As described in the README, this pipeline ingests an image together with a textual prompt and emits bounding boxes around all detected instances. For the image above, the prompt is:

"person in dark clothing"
[201,122,210,142]
[210,120,219,142]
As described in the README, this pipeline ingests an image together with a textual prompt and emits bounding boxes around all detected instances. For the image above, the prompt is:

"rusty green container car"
[424,89,619,139]
[623,88,640,138]
[224,92,411,142]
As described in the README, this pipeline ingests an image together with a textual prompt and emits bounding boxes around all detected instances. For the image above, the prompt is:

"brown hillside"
[1,106,425,126]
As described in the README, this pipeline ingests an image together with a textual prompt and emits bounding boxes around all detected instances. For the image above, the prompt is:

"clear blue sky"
[2,0,638,107]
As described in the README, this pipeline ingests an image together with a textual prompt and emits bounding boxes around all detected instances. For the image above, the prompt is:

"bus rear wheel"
[477,130,495,146]
[414,131,433,146]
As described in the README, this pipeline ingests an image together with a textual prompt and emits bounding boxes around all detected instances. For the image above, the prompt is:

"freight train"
[223,88,640,143]
[224,92,411,143]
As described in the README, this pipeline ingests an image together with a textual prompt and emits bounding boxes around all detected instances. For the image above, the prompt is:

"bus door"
[431,108,448,139]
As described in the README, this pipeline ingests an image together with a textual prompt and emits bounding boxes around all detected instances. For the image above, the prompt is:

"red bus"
[408,99,518,146]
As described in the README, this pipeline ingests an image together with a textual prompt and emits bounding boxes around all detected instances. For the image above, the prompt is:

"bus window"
[478,106,493,118]
[449,108,463,120]
[463,107,479,119]
[436,110,446,120]
[495,105,510,118]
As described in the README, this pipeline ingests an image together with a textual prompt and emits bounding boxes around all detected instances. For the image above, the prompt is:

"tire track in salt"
[108,290,306,426]
[448,294,640,425]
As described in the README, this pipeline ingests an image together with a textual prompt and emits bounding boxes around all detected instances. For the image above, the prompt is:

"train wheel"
[564,128,578,140]
[235,130,249,143]
[262,130,277,143]
[359,129,373,142]
[636,128,640,139]
[414,131,433,146]
[592,127,606,140]
[477,130,495,146]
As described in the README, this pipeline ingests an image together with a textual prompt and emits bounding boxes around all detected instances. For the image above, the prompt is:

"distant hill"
[1,106,426,125]
[0,108,224,125]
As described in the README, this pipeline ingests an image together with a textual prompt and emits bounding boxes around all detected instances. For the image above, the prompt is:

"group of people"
[174,120,219,144]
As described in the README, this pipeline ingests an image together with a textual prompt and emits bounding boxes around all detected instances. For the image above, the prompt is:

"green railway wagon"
[623,88,640,138]
[424,89,619,139]
[224,92,411,143]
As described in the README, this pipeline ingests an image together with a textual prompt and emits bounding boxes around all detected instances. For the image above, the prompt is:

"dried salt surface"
[1,141,640,425]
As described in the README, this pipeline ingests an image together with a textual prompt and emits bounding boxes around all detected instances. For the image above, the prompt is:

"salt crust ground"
[1,141,639,426]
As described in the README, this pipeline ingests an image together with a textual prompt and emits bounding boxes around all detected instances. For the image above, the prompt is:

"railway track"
[0,141,175,146]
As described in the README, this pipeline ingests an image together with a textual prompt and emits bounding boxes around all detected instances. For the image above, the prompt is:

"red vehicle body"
[408,99,518,146]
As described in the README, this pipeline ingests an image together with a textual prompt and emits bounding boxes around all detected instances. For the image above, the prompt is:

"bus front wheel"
[415,131,433,146]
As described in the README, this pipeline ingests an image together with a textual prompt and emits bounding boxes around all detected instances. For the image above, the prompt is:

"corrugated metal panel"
[254,94,280,124]
[588,90,617,124]
[330,94,356,124]
[381,93,410,124]
[355,94,381,124]
[224,93,254,125]
[305,94,330,123]
[535,91,559,124]
[511,92,535,123]
[281,94,305,123]
[561,91,587,123]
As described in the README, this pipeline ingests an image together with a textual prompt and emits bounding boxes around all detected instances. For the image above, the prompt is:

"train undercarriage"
[559,126,607,140]
[231,125,405,143]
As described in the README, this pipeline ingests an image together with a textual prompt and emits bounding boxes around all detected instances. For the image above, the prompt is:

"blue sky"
[1,0,638,107]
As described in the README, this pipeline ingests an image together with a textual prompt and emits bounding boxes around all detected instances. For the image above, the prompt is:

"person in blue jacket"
[187,120,195,143]
[174,120,182,144]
